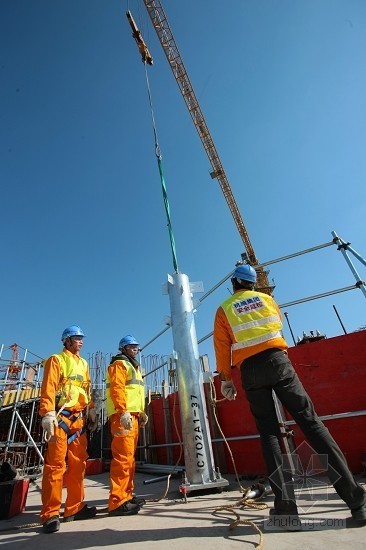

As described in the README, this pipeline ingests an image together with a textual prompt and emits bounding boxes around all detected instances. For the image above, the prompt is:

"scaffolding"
[0,345,45,477]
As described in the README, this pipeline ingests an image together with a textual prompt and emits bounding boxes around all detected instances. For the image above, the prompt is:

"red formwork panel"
[149,331,366,476]
[150,397,168,465]
[168,393,184,465]
[212,368,267,475]
[212,331,366,475]
[287,330,366,473]
[150,370,267,475]
[150,396,183,465]
[288,331,366,416]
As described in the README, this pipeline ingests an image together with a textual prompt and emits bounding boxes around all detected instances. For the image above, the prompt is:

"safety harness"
[51,352,91,444]
[57,409,86,445]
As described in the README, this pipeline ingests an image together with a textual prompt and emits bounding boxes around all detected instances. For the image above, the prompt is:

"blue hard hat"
[119,334,139,350]
[232,264,257,283]
[61,325,85,342]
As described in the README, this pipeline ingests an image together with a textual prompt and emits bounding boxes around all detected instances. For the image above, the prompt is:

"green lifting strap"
[156,156,178,272]
[144,63,179,273]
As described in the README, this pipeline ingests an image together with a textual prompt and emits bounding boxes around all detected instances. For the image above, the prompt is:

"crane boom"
[143,0,272,293]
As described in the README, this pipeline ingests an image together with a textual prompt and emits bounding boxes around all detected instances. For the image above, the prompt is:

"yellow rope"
[209,378,267,547]
[0,521,42,533]
[208,379,256,493]
[214,503,264,550]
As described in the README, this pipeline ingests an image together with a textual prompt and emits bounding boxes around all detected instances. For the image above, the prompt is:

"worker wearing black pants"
[241,347,366,514]
[214,263,366,528]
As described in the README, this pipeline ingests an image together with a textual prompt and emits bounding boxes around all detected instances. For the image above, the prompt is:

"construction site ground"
[0,470,365,549]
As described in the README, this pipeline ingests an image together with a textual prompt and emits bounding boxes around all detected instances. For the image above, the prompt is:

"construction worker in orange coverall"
[106,334,148,516]
[40,325,98,533]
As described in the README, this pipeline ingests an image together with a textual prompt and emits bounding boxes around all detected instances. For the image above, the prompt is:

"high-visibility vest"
[106,357,145,417]
[221,290,286,351]
[54,352,91,409]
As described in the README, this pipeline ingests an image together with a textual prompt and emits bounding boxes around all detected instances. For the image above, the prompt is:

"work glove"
[87,408,98,432]
[139,412,148,428]
[42,411,58,440]
[221,380,237,401]
[121,411,133,430]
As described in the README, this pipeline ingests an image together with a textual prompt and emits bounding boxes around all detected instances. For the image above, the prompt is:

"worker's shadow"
[0,524,262,549]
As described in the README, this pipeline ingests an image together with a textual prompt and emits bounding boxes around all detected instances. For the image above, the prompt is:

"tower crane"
[142,0,273,294]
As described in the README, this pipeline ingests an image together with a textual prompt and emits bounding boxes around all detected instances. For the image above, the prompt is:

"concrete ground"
[0,470,365,550]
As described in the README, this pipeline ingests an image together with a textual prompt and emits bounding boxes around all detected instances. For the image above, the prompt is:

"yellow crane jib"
[142,0,273,294]
[126,10,153,66]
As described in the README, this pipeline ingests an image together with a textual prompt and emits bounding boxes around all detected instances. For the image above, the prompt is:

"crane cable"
[143,62,179,273]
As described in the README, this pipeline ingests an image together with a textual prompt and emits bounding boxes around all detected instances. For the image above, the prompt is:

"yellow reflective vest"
[220,290,286,352]
[54,352,91,409]
[106,356,145,418]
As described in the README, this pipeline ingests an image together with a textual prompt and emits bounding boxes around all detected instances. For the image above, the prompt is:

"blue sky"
[1,0,365,366]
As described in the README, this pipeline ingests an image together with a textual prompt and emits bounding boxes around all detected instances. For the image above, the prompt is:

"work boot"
[109,500,140,516]
[130,496,146,507]
[42,515,60,534]
[269,508,302,531]
[351,502,366,523]
[273,497,298,515]
[64,504,97,522]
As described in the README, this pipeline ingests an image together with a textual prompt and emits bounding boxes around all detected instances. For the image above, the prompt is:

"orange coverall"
[40,349,93,522]
[107,360,141,512]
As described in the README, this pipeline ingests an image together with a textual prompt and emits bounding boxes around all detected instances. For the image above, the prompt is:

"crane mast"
[143,0,272,293]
